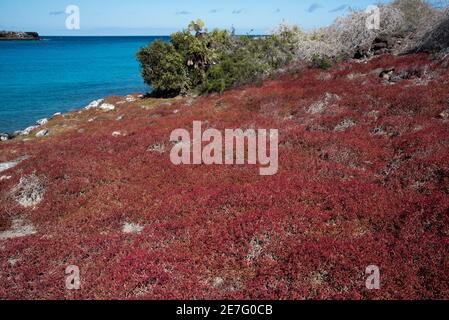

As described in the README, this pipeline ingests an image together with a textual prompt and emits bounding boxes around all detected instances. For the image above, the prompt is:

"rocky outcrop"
[354,34,404,59]
[0,31,40,41]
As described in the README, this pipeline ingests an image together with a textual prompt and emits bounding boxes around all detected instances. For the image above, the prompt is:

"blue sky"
[0,0,391,35]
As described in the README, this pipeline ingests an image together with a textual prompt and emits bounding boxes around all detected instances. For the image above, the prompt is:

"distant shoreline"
[0,39,40,41]
[0,31,40,41]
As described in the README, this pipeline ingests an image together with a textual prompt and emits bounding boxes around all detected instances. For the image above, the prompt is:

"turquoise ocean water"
[0,36,166,133]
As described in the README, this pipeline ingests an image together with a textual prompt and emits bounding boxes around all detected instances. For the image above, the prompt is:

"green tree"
[136,40,190,96]
[137,20,300,97]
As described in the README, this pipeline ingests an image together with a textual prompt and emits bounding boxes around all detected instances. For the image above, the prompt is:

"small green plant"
[311,54,333,69]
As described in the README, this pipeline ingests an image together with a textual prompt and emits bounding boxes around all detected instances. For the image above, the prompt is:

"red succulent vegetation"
[0,53,448,300]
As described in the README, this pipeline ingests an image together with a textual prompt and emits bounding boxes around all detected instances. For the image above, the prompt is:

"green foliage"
[311,54,333,69]
[188,19,205,34]
[137,20,298,96]
[136,40,190,97]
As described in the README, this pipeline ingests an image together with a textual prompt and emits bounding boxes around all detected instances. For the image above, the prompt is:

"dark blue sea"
[0,36,166,133]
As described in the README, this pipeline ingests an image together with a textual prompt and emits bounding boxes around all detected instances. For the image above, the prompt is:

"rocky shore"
[0,94,143,142]
[0,31,40,41]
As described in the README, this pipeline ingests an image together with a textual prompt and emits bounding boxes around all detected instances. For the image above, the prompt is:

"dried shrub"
[412,7,449,53]
[11,174,45,208]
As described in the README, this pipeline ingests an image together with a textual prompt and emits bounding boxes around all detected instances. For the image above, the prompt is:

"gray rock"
[36,118,48,126]
[0,161,19,173]
[0,217,36,241]
[21,125,39,135]
[35,129,49,137]
[379,67,395,80]
[0,156,28,173]
[99,103,115,111]
[125,95,137,102]
[85,99,104,110]
[112,131,124,137]
[440,109,449,119]
[12,130,23,137]
[373,42,387,50]
[0,133,11,141]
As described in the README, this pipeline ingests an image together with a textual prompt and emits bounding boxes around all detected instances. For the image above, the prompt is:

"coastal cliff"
[0,31,40,40]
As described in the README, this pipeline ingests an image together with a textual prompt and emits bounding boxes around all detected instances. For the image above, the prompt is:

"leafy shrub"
[137,20,297,96]
[136,40,190,97]
[412,7,449,53]
[311,54,333,69]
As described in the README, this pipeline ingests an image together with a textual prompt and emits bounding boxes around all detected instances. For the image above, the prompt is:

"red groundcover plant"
[0,53,448,299]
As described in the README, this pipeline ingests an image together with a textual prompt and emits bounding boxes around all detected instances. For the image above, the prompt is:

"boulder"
[354,44,371,59]
[85,99,104,110]
[354,35,404,59]
[35,129,49,137]
[0,133,11,141]
[21,125,39,135]
[112,131,124,137]
[125,95,137,103]
[0,156,28,173]
[0,161,19,173]
[440,109,449,119]
[379,67,396,81]
[373,42,388,50]
[373,36,393,49]
[99,103,115,111]
[36,118,48,126]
